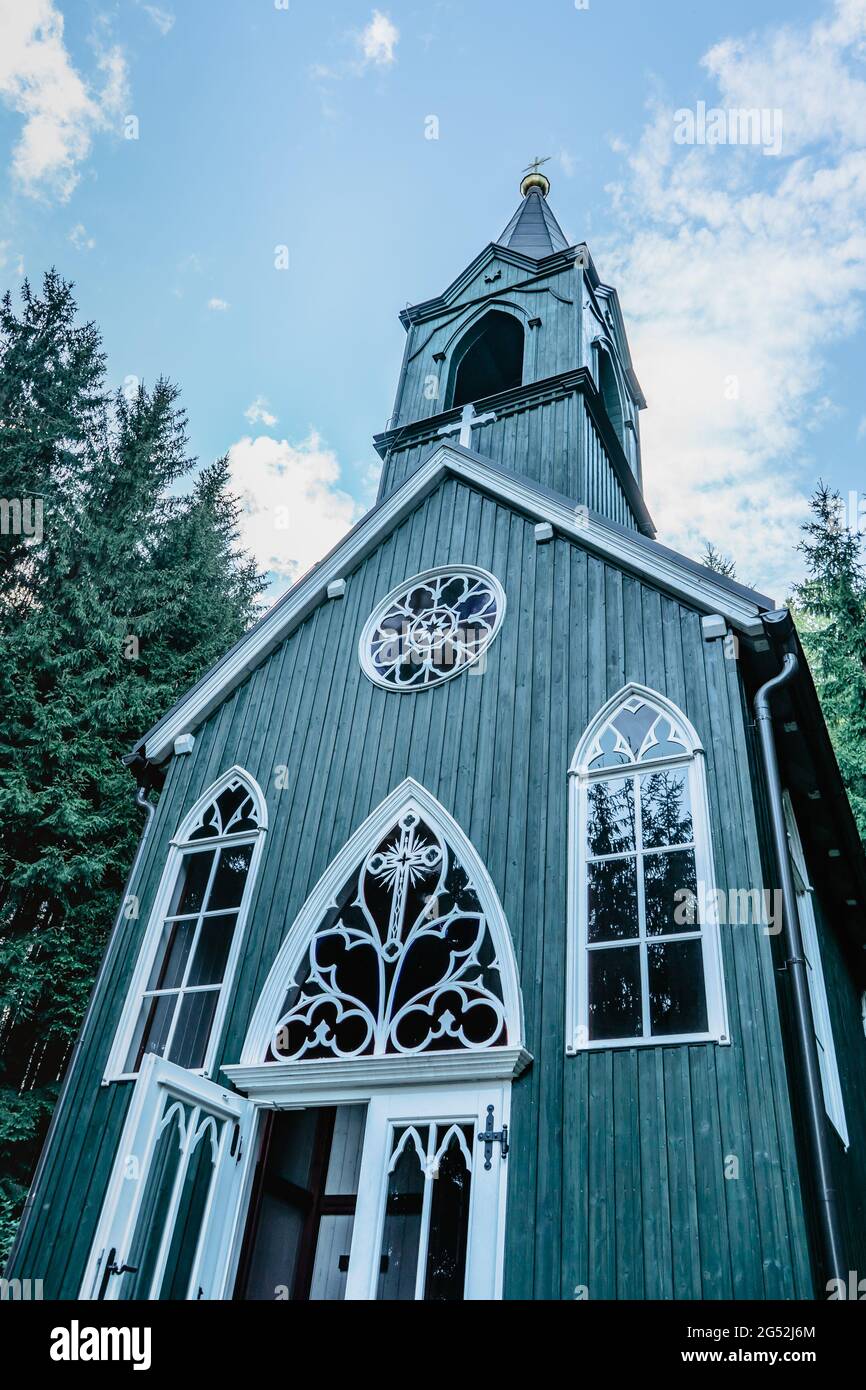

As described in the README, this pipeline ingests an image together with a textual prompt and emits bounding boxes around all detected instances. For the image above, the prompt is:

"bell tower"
[375,164,654,537]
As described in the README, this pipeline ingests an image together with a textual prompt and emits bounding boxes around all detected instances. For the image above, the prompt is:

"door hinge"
[477,1104,509,1170]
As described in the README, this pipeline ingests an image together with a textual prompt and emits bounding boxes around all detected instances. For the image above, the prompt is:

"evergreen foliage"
[0,273,264,1261]
[791,483,866,846]
[699,541,738,579]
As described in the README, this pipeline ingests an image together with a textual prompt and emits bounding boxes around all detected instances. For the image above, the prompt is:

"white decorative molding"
[358,565,505,691]
[326,578,346,599]
[568,682,704,776]
[173,733,196,756]
[223,1047,532,1101]
[240,777,525,1067]
[140,445,770,766]
[534,522,554,543]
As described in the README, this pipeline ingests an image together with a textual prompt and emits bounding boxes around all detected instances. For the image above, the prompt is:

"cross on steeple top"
[522,155,551,177]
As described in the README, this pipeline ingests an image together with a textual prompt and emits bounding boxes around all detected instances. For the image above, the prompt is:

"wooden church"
[9,167,866,1302]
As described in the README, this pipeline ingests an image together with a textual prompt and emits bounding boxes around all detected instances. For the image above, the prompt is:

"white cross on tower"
[438,402,496,450]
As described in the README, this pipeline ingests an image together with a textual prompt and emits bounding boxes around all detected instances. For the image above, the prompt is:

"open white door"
[344,1081,510,1301]
[81,1054,254,1300]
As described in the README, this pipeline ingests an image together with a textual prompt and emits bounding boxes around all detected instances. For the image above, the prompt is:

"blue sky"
[1,0,865,600]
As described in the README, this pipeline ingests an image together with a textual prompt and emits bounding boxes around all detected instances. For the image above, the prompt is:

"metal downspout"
[753,621,846,1290]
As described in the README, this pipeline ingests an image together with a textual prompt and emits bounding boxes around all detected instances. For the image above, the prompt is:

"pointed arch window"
[237,781,524,1074]
[567,687,728,1051]
[105,768,267,1081]
[269,806,508,1062]
[598,349,625,448]
[448,310,524,410]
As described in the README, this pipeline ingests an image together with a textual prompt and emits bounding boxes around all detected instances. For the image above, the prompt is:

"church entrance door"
[80,1054,255,1300]
[234,1080,509,1301]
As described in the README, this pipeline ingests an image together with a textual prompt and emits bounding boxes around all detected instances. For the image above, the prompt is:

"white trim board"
[223,1048,532,1103]
[139,444,772,767]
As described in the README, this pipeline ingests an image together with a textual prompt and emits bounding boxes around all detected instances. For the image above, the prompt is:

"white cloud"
[358,10,398,68]
[601,0,866,594]
[857,415,866,440]
[142,5,175,36]
[0,1,129,202]
[244,395,278,428]
[207,297,229,311]
[68,221,94,250]
[558,149,576,178]
[227,431,363,594]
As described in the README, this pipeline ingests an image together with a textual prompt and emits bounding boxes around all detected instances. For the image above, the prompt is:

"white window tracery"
[359,567,505,691]
[269,807,507,1062]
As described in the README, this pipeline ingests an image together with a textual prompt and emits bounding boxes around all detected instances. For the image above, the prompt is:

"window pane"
[117,1100,190,1298]
[146,919,196,991]
[187,913,237,987]
[587,777,635,856]
[637,715,688,763]
[644,849,698,936]
[189,783,259,840]
[168,851,215,916]
[611,702,657,759]
[168,989,220,1069]
[126,992,177,1073]
[377,1128,428,1301]
[207,844,253,911]
[648,939,708,1036]
[424,1127,472,1302]
[641,769,693,848]
[159,1114,223,1300]
[588,946,642,1040]
[588,858,638,942]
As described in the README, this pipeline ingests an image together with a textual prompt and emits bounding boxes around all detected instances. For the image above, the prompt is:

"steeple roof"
[497,183,569,258]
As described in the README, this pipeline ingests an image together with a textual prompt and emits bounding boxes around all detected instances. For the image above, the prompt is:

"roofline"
[400,242,583,328]
[756,614,866,942]
[129,443,775,773]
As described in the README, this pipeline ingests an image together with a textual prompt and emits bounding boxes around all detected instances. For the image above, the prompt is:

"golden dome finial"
[520,154,551,197]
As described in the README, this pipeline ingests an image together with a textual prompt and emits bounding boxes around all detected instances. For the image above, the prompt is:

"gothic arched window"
[241,780,524,1068]
[449,310,524,410]
[567,686,728,1052]
[598,349,625,448]
[105,767,267,1081]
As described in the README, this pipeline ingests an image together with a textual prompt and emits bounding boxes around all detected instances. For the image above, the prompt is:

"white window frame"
[345,1080,510,1300]
[104,766,268,1084]
[358,566,506,692]
[783,795,849,1149]
[81,1054,256,1300]
[238,776,525,1067]
[566,684,729,1053]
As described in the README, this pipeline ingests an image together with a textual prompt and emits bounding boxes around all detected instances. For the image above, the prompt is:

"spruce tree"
[0,274,264,1259]
[791,483,866,844]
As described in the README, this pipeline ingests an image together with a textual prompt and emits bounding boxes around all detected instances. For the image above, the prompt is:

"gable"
[129,447,774,774]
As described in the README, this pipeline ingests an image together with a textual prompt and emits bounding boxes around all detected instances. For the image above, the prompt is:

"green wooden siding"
[10,476,815,1299]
